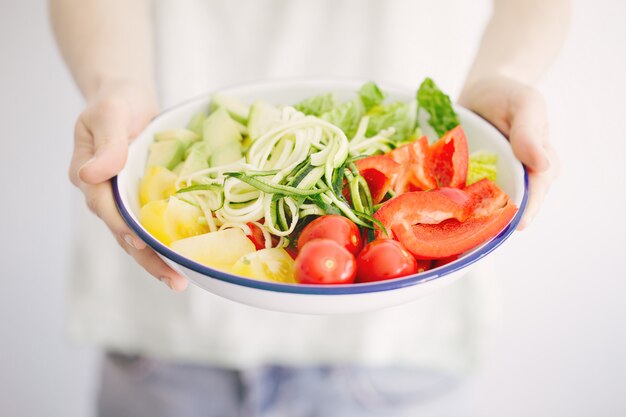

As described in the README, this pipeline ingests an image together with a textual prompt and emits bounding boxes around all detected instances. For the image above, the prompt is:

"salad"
[138,78,517,285]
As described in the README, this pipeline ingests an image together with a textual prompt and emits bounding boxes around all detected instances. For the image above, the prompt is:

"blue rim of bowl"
[112,85,529,296]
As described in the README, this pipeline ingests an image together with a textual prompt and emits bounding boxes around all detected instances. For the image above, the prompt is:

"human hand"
[458,76,560,230]
[69,79,188,291]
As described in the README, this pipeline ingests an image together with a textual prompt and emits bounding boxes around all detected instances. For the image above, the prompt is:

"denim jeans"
[98,352,472,417]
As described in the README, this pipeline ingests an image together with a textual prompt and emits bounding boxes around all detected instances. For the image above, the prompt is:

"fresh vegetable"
[246,222,267,250]
[139,166,178,206]
[366,101,417,143]
[356,240,417,283]
[427,125,469,188]
[467,151,498,185]
[321,98,364,139]
[170,228,256,269]
[297,215,363,256]
[154,128,201,150]
[140,197,209,245]
[389,136,437,193]
[147,140,185,170]
[389,179,517,259]
[231,248,296,283]
[352,156,400,204]
[374,187,476,239]
[358,81,386,111]
[417,77,460,137]
[294,239,357,285]
[138,79,517,285]
[295,93,337,117]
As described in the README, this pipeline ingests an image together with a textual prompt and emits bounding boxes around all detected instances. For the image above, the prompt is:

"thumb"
[78,99,133,184]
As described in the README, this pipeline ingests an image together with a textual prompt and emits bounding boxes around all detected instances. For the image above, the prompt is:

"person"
[50,0,567,415]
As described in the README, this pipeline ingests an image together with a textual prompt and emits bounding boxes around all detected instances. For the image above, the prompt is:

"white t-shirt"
[69,0,496,373]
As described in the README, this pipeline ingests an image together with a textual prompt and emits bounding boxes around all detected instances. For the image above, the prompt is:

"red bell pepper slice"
[246,222,266,250]
[388,144,412,194]
[389,179,518,259]
[464,178,510,216]
[389,136,437,193]
[373,187,476,239]
[427,125,469,188]
[393,201,517,259]
[354,155,400,204]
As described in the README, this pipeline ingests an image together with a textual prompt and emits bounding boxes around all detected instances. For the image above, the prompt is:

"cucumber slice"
[147,140,185,170]
[211,93,250,123]
[154,128,200,150]
[187,111,207,136]
[203,108,242,152]
[180,147,210,178]
[211,142,242,167]
[248,100,281,140]
[185,141,212,159]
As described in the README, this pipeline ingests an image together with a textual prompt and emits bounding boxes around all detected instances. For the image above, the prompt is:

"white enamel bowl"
[113,79,528,315]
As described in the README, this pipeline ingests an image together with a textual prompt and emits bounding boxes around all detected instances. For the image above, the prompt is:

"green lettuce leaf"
[467,151,498,185]
[294,93,337,116]
[366,101,416,143]
[358,82,386,111]
[321,99,365,138]
[417,77,460,137]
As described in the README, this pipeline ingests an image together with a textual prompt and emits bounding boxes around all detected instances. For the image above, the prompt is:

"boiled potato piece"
[170,228,255,268]
[139,166,178,206]
[140,197,208,245]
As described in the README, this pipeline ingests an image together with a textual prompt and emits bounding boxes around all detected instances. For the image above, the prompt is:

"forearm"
[462,0,570,90]
[49,0,155,100]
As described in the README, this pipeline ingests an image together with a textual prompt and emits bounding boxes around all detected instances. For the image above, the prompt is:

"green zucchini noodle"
[349,126,395,155]
[168,100,408,244]
[175,106,358,241]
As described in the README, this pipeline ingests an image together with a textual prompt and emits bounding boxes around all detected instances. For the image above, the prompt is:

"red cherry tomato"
[297,215,363,256]
[246,222,266,250]
[356,239,418,283]
[295,239,357,285]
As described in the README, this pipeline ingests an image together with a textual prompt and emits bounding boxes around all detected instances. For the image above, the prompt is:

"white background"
[1,0,625,416]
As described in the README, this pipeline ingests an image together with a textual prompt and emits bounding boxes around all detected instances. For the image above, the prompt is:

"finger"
[517,144,560,230]
[78,98,132,184]
[509,87,551,173]
[81,180,147,250]
[124,244,188,292]
[82,175,187,291]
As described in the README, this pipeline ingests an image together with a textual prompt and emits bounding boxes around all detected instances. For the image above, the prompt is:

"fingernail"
[158,276,173,289]
[124,234,137,249]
